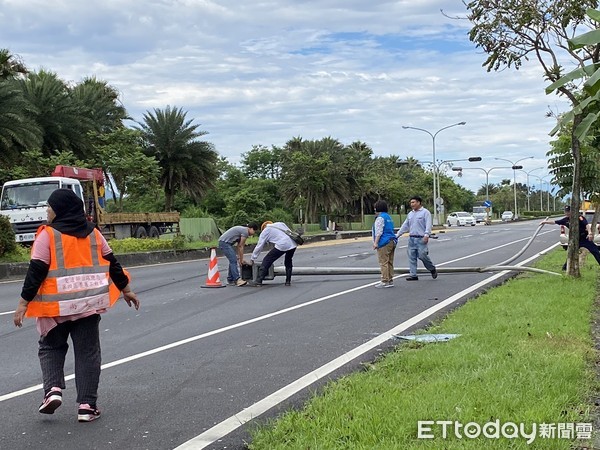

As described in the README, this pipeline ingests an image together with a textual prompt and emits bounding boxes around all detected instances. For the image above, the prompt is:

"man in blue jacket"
[372,200,397,288]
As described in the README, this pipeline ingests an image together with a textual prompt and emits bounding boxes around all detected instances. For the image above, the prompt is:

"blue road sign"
[483,200,492,207]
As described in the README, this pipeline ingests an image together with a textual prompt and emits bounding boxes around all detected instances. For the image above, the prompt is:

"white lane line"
[338,252,372,259]
[173,245,558,450]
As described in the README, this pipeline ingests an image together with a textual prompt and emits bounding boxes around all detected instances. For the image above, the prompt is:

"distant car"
[447,212,476,227]
[501,211,514,222]
[559,210,600,249]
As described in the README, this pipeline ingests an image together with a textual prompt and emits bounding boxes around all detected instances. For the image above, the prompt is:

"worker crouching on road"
[13,188,140,423]
[248,221,297,286]
[218,222,259,286]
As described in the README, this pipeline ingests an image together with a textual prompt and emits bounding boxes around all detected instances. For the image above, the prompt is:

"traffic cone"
[201,248,226,288]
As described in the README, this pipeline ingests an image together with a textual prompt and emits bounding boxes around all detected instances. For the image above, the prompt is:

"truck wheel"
[134,226,147,238]
[149,226,160,238]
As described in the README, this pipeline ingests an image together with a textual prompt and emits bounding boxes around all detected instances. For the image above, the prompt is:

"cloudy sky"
[1,0,574,195]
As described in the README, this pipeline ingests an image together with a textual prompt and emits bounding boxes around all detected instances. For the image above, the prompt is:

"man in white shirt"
[396,195,437,281]
[249,221,298,286]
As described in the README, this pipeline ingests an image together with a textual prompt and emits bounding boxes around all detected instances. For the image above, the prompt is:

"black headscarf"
[47,188,96,238]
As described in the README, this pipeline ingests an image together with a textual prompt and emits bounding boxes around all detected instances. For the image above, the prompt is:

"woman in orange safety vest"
[13,188,140,423]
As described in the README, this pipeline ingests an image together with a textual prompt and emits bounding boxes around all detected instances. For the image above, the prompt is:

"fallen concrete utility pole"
[273,219,560,278]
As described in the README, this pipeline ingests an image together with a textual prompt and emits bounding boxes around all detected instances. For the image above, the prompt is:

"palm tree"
[0,79,42,165]
[0,49,28,79]
[71,77,128,132]
[19,70,89,157]
[280,137,351,223]
[139,106,219,211]
[342,141,373,223]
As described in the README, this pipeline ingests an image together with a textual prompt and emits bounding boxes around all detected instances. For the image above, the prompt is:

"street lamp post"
[402,122,466,225]
[452,165,514,221]
[542,175,552,211]
[398,155,480,224]
[433,157,481,224]
[529,174,545,211]
[494,157,534,218]
[519,167,545,211]
[528,174,553,211]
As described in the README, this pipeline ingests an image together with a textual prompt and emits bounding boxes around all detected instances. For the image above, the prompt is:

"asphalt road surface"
[0,221,561,449]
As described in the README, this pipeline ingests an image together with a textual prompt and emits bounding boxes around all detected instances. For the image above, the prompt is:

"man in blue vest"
[372,200,397,288]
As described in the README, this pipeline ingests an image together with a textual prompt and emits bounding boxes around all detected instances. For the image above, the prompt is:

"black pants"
[38,314,101,405]
[258,247,296,283]
[563,240,600,269]
[580,240,600,265]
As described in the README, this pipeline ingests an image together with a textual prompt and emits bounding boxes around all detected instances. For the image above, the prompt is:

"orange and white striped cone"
[201,248,226,288]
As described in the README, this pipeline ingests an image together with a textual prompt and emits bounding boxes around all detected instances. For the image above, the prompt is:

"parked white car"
[559,210,600,249]
[447,212,476,227]
[501,211,514,222]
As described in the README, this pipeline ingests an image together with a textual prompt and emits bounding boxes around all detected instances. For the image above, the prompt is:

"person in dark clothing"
[541,205,600,269]
[13,188,140,422]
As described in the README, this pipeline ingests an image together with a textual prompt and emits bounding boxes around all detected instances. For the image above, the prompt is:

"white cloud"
[0,0,574,194]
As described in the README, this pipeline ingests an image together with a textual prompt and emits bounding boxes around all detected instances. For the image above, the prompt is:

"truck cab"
[0,177,83,243]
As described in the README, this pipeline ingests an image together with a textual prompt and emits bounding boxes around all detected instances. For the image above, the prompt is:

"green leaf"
[586,8,600,22]
[549,110,574,137]
[584,67,600,93]
[569,29,600,50]
[574,112,599,140]
[546,65,597,94]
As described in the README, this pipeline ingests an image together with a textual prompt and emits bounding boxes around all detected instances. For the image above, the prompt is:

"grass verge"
[248,249,598,449]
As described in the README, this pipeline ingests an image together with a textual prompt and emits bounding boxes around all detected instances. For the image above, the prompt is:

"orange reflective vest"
[25,226,126,318]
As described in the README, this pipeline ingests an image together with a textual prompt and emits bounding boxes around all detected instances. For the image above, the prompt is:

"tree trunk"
[567,117,583,277]
[360,191,364,227]
[164,187,174,212]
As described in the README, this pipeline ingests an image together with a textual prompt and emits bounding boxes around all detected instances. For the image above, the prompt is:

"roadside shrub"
[219,210,252,230]
[181,206,211,218]
[0,215,16,257]
[108,235,186,254]
[261,208,294,228]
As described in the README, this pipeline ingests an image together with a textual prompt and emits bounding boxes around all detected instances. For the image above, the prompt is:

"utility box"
[320,215,328,230]
[241,263,274,281]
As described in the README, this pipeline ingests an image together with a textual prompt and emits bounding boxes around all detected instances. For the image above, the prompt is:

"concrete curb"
[0,231,371,282]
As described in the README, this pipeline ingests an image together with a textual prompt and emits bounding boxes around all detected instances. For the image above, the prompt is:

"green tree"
[0,79,42,173]
[280,137,351,223]
[139,106,219,211]
[91,128,160,211]
[341,141,373,225]
[241,145,283,179]
[466,0,599,276]
[71,77,128,159]
[19,70,90,157]
[0,49,27,79]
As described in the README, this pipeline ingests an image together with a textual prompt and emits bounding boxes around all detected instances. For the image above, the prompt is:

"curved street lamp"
[402,121,466,225]
[452,165,514,220]
[518,167,545,211]
[494,156,534,218]
[529,174,548,211]
[399,155,480,223]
